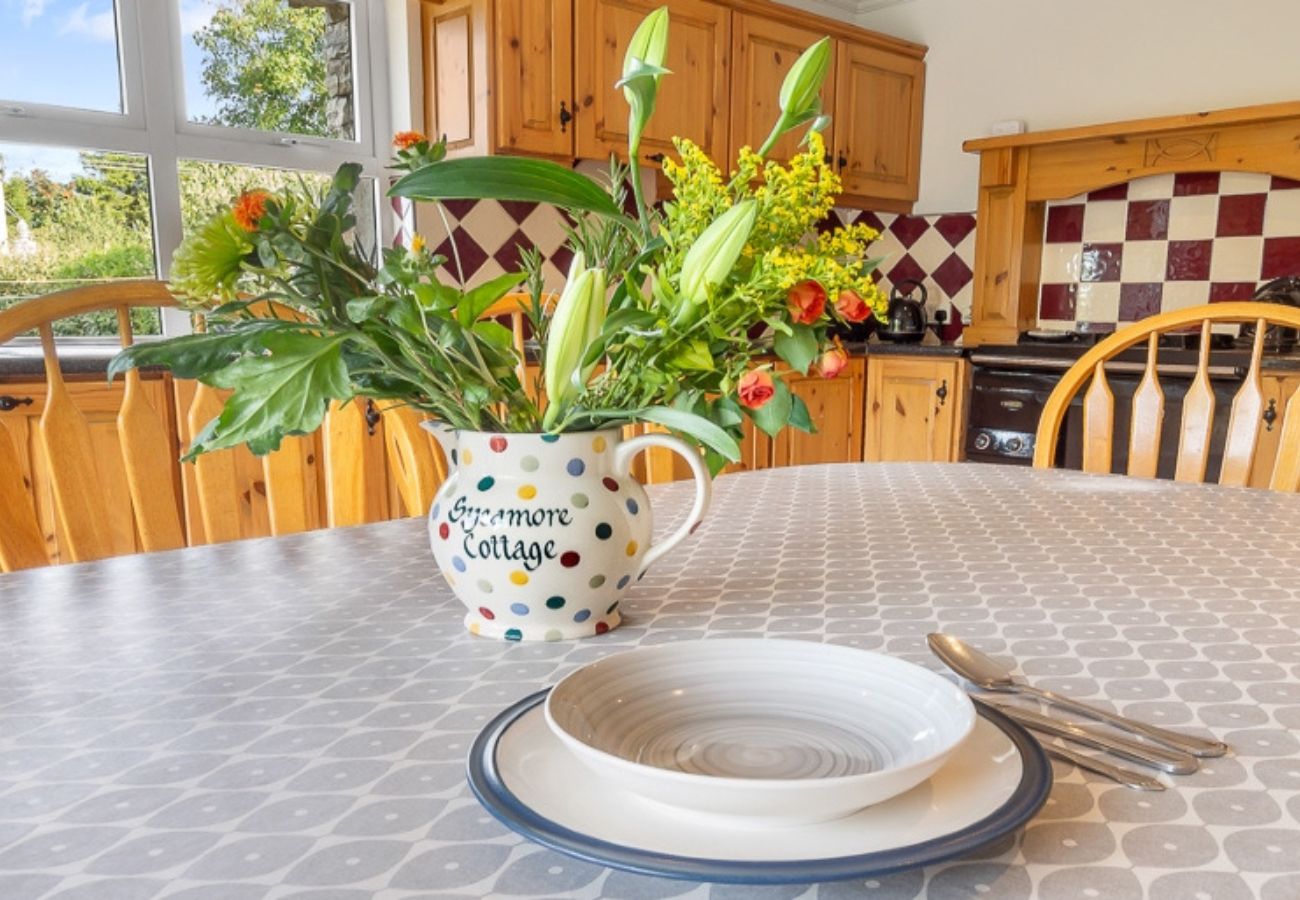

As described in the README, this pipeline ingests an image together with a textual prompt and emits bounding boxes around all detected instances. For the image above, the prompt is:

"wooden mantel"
[961,100,1300,346]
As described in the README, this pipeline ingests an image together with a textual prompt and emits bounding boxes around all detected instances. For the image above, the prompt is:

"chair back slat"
[0,425,49,572]
[261,436,317,535]
[186,381,245,545]
[36,324,116,562]
[382,405,446,517]
[1174,322,1217,482]
[1081,361,1114,473]
[1269,387,1300,492]
[323,399,388,527]
[1126,333,1165,478]
[1219,319,1268,487]
[114,306,186,553]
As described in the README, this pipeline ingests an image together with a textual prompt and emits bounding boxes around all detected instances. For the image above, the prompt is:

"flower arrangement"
[113,7,886,471]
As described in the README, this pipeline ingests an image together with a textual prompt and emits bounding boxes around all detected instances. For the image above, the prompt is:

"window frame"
[0,0,395,339]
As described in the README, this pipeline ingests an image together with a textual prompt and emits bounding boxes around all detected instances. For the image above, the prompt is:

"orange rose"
[738,369,776,410]
[393,130,426,151]
[818,346,849,379]
[231,190,270,231]
[787,280,827,325]
[835,289,872,323]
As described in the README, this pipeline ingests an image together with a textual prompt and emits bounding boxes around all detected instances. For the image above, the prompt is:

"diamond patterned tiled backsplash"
[1039,172,1300,329]
[402,197,980,340]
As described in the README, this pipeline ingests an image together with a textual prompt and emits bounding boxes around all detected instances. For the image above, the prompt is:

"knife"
[977,697,1199,775]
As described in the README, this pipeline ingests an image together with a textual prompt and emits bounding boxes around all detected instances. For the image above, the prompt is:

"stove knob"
[973,432,993,451]
[1005,436,1023,453]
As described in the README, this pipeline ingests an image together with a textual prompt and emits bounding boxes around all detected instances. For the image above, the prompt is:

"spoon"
[928,633,1228,758]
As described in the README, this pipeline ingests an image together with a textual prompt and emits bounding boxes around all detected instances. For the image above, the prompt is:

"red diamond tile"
[1165,240,1213,281]
[549,244,575,275]
[1126,200,1170,241]
[889,215,931,249]
[1217,193,1267,237]
[433,227,489,279]
[1263,236,1300,280]
[1080,243,1123,282]
[492,229,531,271]
[940,305,964,343]
[440,198,478,220]
[1088,183,1128,202]
[1045,204,1085,243]
[931,252,973,299]
[1174,172,1221,196]
[1119,283,1164,321]
[1209,282,1257,302]
[885,253,927,286]
[1271,176,1300,190]
[851,210,888,232]
[1039,283,1077,320]
[498,200,538,224]
[933,214,976,247]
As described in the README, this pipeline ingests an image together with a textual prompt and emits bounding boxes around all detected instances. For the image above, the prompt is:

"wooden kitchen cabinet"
[421,0,574,158]
[728,13,831,166]
[865,355,969,462]
[831,41,924,207]
[0,375,181,564]
[575,0,731,163]
[1251,372,1300,488]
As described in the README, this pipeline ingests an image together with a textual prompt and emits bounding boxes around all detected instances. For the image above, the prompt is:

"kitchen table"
[2,463,1299,899]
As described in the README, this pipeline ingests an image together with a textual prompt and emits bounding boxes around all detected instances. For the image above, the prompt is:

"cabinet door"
[865,357,965,462]
[729,14,833,165]
[832,41,924,206]
[1252,374,1300,487]
[775,358,866,466]
[492,0,574,156]
[421,0,488,156]
[575,0,730,163]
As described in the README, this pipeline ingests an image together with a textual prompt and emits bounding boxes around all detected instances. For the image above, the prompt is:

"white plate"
[468,691,1051,884]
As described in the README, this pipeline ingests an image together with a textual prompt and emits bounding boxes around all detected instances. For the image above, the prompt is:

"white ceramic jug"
[421,424,712,640]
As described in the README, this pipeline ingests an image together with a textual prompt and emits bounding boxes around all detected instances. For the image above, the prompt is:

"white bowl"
[544,639,976,826]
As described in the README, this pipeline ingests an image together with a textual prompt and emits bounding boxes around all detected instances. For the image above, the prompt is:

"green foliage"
[192,0,335,137]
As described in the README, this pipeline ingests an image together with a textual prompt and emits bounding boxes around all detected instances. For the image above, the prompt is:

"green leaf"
[774,323,818,374]
[107,321,298,383]
[637,406,741,462]
[390,157,633,226]
[187,332,353,458]
[751,378,793,438]
[345,295,391,323]
[471,319,516,351]
[457,271,526,327]
[669,339,714,371]
[789,395,814,433]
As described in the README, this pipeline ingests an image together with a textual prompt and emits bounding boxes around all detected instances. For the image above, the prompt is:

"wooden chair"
[0,282,394,571]
[1034,302,1300,491]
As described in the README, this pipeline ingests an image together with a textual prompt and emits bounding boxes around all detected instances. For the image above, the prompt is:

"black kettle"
[1236,276,1300,353]
[879,279,928,343]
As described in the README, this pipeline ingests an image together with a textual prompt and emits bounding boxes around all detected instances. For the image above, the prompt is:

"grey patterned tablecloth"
[3,463,1300,900]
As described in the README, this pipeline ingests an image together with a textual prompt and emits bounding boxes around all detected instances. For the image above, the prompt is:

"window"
[0,0,125,114]
[0,0,393,338]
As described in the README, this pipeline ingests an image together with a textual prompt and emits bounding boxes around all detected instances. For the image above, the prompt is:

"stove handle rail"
[969,354,1246,380]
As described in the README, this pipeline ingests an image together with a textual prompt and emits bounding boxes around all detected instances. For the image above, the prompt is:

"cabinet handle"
[0,395,33,412]
[364,399,381,437]
[644,152,665,164]
[1264,398,1278,432]
[837,152,848,170]
[936,380,948,407]
[558,101,573,132]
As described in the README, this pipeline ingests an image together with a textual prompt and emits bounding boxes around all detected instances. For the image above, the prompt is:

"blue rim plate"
[466,689,1052,885]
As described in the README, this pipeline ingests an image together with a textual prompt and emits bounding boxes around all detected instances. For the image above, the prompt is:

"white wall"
[858,0,1300,214]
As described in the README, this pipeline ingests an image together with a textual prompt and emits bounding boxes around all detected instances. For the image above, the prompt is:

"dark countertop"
[0,343,122,381]
[855,341,965,358]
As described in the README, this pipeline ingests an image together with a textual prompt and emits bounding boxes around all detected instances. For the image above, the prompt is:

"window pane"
[0,0,124,113]
[180,0,356,141]
[0,143,159,336]
[179,159,376,258]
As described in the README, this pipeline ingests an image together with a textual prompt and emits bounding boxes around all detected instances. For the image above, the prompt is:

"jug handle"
[613,432,712,575]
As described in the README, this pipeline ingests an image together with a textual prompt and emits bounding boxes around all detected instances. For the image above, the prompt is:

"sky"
[0,0,220,179]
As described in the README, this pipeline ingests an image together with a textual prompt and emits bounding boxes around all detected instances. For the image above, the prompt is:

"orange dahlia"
[393,130,426,151]
[231,190,270,231]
